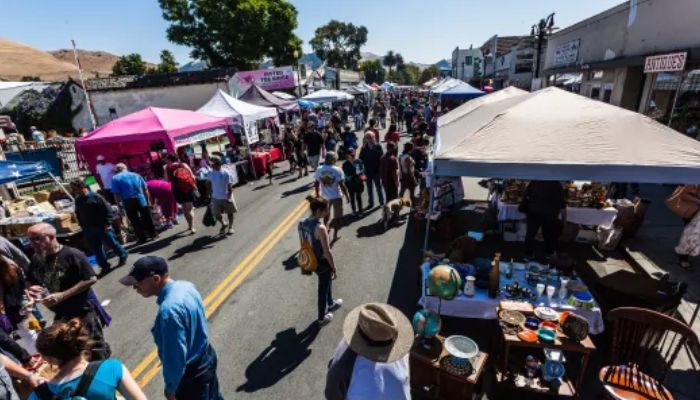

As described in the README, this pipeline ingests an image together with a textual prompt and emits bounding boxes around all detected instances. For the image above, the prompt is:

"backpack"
[297,219,318,275]
[171,164,196,193]
[34,360,104,400]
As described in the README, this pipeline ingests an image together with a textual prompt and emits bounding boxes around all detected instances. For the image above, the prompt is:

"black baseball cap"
[119,256,168,286]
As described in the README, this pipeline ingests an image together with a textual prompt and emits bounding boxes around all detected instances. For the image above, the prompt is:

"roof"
[84,68,237,92]
[198,89,277,123]
[434,87,700,184]
[238,84,299,112]
[480,36,533,56]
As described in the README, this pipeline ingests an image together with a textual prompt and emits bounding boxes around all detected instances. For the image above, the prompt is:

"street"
[93,160,423,399]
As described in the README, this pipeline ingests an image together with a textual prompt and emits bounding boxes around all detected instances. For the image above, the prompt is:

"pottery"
[537,328,556,343]
[517,330,538,343]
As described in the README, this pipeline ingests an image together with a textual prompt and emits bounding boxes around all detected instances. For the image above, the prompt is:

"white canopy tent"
[271,91,297,100]
[438,87,528,128]
[431,78,464,94]
[198,89,277,124]
[302,89,354,103]
[434,87,700,184]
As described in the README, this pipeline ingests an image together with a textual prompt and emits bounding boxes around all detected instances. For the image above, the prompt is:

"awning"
[0,160,51,184]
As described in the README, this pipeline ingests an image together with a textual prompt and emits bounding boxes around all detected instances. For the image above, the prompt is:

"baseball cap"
[119,256,168,286]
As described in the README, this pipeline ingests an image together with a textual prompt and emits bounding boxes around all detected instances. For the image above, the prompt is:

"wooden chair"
[599,307,698,400]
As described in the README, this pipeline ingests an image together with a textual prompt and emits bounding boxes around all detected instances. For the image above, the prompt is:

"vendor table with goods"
[496,198,618,227]
[0,197,81,241]
[418,261,605,335]
[250,147,283,176]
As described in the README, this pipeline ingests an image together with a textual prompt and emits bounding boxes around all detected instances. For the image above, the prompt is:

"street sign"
[644,52,687,73]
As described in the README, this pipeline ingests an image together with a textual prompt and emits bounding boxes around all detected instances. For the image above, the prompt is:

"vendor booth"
[198,89,282,176]
[302,89,354,103]
[75,107,231,177]
[439,82,485,101]
[238,84,299,112]
[438,86,527,128]
[431,78,464,94]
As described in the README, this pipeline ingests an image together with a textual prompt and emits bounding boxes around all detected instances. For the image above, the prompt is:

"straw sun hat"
[342,303,413,363]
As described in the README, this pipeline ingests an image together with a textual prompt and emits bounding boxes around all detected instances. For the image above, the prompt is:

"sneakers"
[329,298,343,312]
[117,255,128,267]
[227,227,235,235]
[219,223,227,235]
[317,313,333,326]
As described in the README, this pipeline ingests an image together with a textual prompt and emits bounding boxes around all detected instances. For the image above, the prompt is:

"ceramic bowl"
[540,320,558,331]
[537,328,556,343]
[525,316,541,330]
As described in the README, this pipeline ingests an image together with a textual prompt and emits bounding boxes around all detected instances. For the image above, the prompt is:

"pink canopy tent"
[76,107,231,174]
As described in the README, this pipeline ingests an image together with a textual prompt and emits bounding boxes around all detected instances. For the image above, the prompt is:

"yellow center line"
[131,199,309,386]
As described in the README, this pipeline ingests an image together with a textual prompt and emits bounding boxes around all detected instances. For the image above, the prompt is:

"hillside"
[49,49,118,78]
[0,37,77,81]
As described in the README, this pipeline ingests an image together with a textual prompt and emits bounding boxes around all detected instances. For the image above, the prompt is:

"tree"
[419,65,440,84]
[395,53,405,71]
[112,53,147,76]
[157,50,179,73]
[159,0,302,69]
[309,20,368,69]
[397,64,420,85]
[359,60,385,84]
[382,51,396,74]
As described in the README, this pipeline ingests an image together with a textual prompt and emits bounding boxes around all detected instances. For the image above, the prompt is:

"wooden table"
[495,321,596,398]
[409,335,488,400]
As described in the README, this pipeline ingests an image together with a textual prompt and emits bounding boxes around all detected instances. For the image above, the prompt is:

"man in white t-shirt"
[95,155,116,203]
[207,157,236,235]
[314,152,349,243]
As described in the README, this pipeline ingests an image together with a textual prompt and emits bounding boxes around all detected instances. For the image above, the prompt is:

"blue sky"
[3,0,623,65]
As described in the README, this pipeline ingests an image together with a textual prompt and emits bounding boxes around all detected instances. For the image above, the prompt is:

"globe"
[412,309,441,338]
[428,264,462,300]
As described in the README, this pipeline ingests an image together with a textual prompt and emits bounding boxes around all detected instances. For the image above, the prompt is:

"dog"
[382,197,412,230]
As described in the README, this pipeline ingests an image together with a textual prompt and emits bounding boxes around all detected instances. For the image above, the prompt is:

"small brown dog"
[382,197,412,229]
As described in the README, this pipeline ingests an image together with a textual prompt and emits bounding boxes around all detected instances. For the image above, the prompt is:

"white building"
[451,46,484,82]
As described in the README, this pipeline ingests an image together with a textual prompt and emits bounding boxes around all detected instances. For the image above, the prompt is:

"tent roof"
[271,91,297,100]
[0,160,50,185]
[302,89,354,102]
[238,84,299,112]
[434,87,700,184]
[198,89,277,123]
[440,82,485,98]
[438,86,527,128]
[432,78,464,94]
[77,107,229,146]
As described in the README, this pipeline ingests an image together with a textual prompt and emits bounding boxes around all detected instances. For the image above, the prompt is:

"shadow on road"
[169,235,226,261]
[281,183,312,198]
[126,232,180,254]
[236,322,320,393]
[253,183,272,191]
[386,215,423,316]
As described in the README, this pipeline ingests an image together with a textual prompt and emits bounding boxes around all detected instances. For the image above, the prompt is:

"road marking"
[132,199,308,387]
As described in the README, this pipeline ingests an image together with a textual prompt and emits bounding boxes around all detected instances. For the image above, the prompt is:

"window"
[590,87,601,99]
[590,70,604,80]
[465,56,473,66]
[603,89,612,103]
[108,108,118,120]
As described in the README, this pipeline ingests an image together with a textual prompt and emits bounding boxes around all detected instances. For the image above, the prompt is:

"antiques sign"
[644,52,687,73]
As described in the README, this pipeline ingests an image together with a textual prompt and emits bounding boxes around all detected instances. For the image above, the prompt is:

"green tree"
[159,0,302,69]
[157,50,179,73]
[309,20,368,69]
[395,53,405,71]
[419,65,440,84]
[382,51,396,74]
[397,64,420,85]
[359,60,385,84]
[112,53,148,76]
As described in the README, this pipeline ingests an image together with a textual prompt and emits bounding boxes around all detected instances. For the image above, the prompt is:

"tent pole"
[48,172,74,201]
[422,185,435,256]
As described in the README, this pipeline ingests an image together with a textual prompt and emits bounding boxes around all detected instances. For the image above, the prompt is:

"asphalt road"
[91,153,424,399]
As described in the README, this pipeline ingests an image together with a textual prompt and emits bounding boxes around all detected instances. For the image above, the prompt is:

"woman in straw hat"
[325,303,412,400]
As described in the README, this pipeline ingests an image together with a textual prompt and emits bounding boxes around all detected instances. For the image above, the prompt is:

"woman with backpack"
[165,153,198,234]
[298,197,342,326]
[342,148,365,218]
[29,318,146,400]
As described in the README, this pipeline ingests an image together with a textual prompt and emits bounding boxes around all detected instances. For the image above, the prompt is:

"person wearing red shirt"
[384,124,400,144]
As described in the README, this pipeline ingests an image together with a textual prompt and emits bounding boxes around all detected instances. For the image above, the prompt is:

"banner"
[553,40,580,67]
[231,66,295,96]
[245,122,259,144]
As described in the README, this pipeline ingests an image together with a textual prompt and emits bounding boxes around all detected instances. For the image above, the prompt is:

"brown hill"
[49,49,118,79]
[0,37,78,81]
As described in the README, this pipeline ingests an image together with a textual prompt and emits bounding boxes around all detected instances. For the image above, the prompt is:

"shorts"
[309,155,320,169]
[329,198,343,221]
[174,188,196,204]
[211,198,236,218]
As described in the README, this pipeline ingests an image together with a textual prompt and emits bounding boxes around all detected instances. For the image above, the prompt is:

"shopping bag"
[202,205,216,227]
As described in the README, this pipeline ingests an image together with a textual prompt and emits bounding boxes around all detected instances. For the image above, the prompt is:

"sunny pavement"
[92,155,424,399]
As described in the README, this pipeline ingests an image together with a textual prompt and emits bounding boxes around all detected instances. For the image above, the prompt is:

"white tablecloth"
[418,263,605,334]
[496,198,618,228]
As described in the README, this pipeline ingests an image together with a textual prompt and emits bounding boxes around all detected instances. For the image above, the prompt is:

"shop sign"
[644,52,687,73]
[553,40,580,66]
[231,66,295,95]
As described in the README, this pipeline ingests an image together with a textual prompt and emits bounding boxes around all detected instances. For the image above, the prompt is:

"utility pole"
[531,13,556,79]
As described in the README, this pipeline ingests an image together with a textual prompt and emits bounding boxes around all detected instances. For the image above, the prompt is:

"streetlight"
[293,49,303,97]
[531,12,556,79]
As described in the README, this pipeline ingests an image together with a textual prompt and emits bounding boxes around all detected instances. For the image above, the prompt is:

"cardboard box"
[33,190,50,203]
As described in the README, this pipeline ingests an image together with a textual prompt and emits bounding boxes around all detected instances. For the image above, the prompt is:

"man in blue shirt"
[120,256,222,400]
[110,163,156,243]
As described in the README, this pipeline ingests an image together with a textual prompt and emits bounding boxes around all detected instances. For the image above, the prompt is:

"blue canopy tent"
[298,99,316,110]
[0,160,52,185]
[439,82,485,101]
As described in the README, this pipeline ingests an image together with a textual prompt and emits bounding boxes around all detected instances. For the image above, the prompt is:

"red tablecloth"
[251,148,282,176]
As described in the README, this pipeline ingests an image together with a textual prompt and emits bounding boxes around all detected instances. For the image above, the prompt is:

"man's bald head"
[27,223,56,237]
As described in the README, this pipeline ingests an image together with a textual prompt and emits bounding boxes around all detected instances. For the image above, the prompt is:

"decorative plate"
[499,310,526,326]
[534,306,559,321]
[517,330,538,343]
[444,335,479,360]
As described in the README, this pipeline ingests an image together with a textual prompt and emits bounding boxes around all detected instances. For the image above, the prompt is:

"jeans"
[176,345,223,400]
[348,188,363,213]
[365,174,384,206]
[525,212,561,256]
[123,198,156,242]
[317,268,333,321]
[84,227,127,269]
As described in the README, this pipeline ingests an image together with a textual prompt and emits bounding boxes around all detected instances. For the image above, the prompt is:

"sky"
[2,0,623,65]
